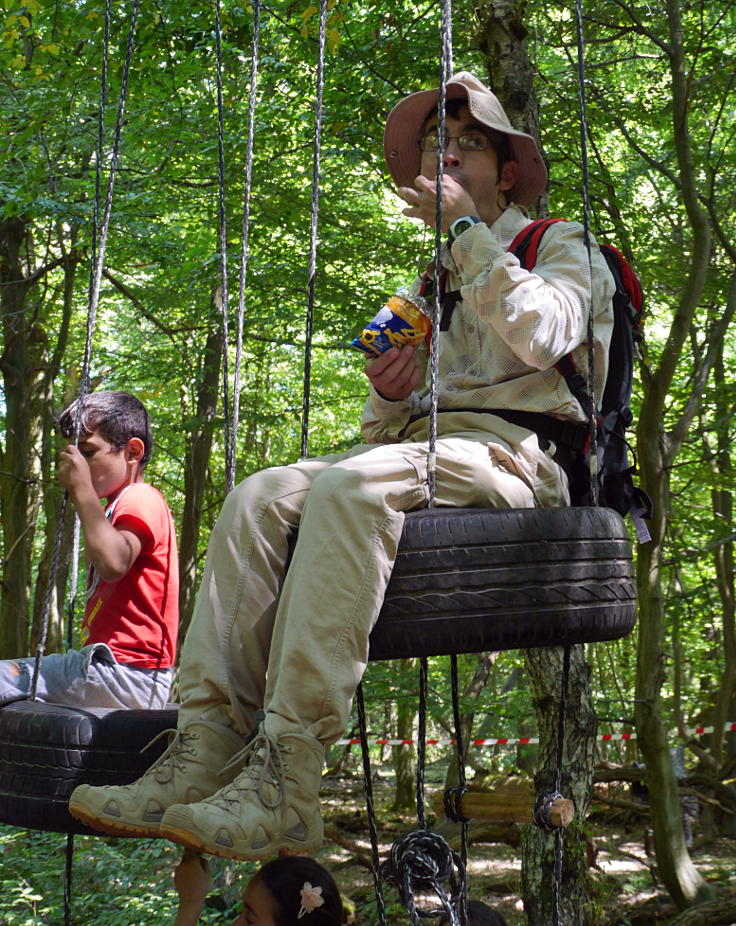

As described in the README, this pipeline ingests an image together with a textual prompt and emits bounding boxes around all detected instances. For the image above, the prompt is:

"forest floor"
[315,767,736,926]
[0,765,734,925]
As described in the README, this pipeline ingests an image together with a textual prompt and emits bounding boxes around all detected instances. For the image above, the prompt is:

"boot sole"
[160,821,323,861]
[68,800,162,839]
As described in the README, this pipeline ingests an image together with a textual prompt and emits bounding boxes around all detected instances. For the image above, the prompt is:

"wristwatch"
[448,215,481,244]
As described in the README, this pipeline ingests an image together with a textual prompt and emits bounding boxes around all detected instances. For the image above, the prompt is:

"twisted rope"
[427,0,454,504]
[299,0,328,460]
[380,830,464,926]
[416,656,428,829]
[530,645,572,926]
[450,654,468,926]
[65,518,81,651]
[356,684,389,926]
[213,0,235,493]
[230,0,262,474]
[64,834,74,926]
[574,0,599,505]
[31,0,139,699]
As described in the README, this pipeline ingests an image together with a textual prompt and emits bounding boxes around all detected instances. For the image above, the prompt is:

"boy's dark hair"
[58,391,153,469]
[255,856,344,926]
[422,96,514,179]
[440,900,507,926]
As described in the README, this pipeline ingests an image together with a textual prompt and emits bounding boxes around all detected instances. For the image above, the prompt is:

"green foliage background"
[0,0,735,921]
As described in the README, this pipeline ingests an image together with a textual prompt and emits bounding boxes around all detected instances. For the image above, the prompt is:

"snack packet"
[351,288,431,357]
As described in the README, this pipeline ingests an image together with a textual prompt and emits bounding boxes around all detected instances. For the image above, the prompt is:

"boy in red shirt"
[0,391,179,710]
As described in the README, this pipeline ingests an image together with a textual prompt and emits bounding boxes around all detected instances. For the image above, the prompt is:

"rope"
[427,0,454,504]
[231,0,262,473]
[379,830,464,926]
[573,0,599,505]
[450,654,468,926]
[415,657,428,829]
[299,0,328,460]
[65,518,81,651]
[83,0,139,397]
[530,645,572,926]
[368,6,460,922]
[356,684,389,926]
[31,0,138,699]
[376,657,467,926]
[64,834,74,926]
[214,0,235,493]
[553,646,571,926]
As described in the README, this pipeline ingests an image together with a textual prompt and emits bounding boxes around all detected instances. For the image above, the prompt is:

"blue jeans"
[0,643,172,710]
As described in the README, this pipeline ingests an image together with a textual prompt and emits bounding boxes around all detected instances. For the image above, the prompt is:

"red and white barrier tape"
[336,721,736,748]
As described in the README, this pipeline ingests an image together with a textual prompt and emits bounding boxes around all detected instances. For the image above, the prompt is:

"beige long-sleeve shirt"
[361,205,616,445]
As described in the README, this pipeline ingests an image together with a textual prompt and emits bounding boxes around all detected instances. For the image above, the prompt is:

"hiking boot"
[159,729,324,859]
[68,719,245,838]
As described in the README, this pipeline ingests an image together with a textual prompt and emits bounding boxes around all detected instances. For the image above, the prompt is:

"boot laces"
[217,731,285,811]
[141,728,200,784]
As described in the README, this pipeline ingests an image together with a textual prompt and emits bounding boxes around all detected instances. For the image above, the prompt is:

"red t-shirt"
[82,482,179,668]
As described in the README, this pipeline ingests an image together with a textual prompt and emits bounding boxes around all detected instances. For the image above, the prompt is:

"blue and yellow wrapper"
[351,289,431,357]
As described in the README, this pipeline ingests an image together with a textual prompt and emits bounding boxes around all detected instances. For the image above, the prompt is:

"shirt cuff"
[450,222,506,283]
[369,387,414,419]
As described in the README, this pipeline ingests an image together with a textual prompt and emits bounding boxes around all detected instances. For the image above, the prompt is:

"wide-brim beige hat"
[384,71,547,207]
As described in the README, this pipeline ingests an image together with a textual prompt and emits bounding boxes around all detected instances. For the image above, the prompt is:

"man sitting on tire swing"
[69,72,615,861]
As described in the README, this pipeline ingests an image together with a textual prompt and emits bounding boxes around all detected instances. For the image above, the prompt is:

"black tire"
[0,700,178,835]
[0,505,634,834]
[369,506,636,660]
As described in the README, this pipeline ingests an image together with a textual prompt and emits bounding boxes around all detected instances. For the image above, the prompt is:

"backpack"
[506,218,652,539]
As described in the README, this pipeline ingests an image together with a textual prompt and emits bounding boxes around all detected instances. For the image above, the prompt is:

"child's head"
[439,900,507,926]
[234,857,343,926]
[58,391,153,470]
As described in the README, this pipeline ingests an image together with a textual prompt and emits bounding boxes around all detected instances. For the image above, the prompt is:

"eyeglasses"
[418,133,489,153]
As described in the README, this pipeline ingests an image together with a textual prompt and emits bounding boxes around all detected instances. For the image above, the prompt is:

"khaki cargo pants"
[179,413,569,745]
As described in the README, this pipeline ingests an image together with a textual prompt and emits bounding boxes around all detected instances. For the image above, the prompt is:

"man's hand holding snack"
[365,345,422,401]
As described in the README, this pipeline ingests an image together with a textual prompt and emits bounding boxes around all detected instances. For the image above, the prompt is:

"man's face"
[419,103,515,225]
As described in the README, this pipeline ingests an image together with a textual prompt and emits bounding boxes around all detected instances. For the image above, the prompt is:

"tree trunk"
[391,658,416,812]
[31,251,80,653]
[177,300,223,642]
[0,217,40,656]
[444,653,495,785]
[521,646,597,926]
[631,0,723,906]
[477,0,548,217]
[476,4,597,921]
[703,348,736,838]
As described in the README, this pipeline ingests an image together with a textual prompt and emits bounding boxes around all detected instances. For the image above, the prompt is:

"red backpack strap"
[599,243,644,316]
[508,218,568,268]
[510,217,596,421]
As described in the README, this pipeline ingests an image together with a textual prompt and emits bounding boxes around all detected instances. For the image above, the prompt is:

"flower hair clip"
[298,882,324,918]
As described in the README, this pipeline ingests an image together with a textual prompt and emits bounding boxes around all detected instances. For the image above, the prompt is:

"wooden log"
[434,817,523,850]
[433,781,574,827]
[665,895,736,926]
